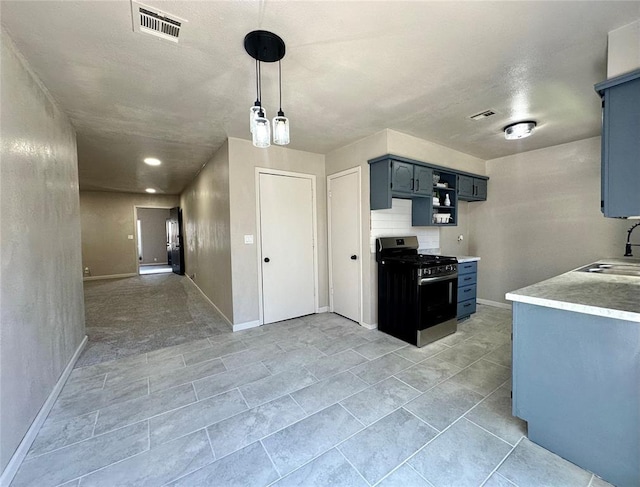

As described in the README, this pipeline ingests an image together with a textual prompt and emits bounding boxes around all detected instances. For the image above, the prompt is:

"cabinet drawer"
[458,272,477,287]
[457,298,477,318]
[458,261,477,275]
[458,284,477,302]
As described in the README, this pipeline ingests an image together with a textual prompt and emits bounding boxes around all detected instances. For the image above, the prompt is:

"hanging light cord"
[258,61,262,104]
[255,59,259,103]
[278,60,283,112]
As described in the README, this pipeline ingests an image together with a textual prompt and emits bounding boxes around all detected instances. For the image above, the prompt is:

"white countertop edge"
[505,292,640,323]
[456,256,480,263]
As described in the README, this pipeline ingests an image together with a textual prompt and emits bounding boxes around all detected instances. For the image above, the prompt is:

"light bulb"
[253,112,270,148]
[504,121,536,140]
[272,112,290,146]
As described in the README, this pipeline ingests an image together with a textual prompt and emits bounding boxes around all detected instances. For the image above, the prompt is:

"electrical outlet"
[457,234,464,242]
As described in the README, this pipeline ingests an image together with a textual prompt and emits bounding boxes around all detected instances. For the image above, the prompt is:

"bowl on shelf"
[433,213,452,224]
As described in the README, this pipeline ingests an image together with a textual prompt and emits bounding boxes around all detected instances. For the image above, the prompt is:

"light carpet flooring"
[11,275,611,487]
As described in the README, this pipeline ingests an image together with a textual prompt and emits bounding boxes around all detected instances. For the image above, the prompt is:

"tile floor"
[12,277,614,486]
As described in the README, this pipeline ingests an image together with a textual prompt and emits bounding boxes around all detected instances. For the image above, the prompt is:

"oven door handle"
[419,274,457,285]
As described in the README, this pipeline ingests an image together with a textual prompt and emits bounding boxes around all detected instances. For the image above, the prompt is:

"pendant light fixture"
[244,30,289,148]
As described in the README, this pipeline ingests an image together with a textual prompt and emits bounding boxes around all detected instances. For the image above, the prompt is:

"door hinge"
[328,191,332,198]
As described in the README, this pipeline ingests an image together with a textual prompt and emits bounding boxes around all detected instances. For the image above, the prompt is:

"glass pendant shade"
[272,112,290,145]
[249,104,264,134]
[253,112,270,148]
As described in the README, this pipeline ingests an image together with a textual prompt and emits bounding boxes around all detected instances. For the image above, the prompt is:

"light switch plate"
[128,235,134,240]
[244,235,254,244]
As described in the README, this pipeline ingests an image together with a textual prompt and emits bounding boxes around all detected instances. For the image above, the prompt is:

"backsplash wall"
[370,198,439,253]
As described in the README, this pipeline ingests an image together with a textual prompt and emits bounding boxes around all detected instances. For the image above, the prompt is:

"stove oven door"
[416,274,458,346]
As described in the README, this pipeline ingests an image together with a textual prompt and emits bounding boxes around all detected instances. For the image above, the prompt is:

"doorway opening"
[135,206,173,275]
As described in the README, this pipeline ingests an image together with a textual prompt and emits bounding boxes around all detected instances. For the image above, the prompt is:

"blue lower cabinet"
[457,261,478,320]
[457,299,477,318]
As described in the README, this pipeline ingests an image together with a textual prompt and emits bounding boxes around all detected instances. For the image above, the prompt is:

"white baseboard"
[232,320,261,332]
[184,276,233,330]
[83,273,137,281]
[477,299,512,310]
[0,336,87,487]
[316,306,329,314]
[361,321,377,330]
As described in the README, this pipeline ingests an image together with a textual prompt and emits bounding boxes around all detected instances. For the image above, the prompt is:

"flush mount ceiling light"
[145,188,156,193]
[504,121,537,140]
[244,30,289,148]
[144,157,161,166]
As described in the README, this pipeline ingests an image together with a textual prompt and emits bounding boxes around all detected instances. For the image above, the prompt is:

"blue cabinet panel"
[595,69,640,218]
[457,299,476,318]
[456,260,478,320]
[512,302,639,487]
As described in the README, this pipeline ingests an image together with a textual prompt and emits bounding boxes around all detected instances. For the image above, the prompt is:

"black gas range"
[376,236,458,347]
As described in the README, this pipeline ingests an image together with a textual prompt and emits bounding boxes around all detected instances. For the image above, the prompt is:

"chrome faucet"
[624,222,640,257]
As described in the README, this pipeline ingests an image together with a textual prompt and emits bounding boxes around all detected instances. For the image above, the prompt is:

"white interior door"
[259,173,315,324]
[328,169,361,322]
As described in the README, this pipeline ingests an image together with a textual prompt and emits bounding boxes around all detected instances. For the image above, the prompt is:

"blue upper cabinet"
[595,69,640,218]
[369,155,487,227]
[370,157,433,210]
[457,174,488,201]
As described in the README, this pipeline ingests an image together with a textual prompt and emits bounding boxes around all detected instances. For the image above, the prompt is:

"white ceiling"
[2,1,639,194]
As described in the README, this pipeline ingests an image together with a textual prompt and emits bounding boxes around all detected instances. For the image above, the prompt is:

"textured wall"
[228,138,327,325]
[79,191,179,277]
[0,30,85,473]
[469,137,630,304]
[180,141,233,323]
[137,208,170,264]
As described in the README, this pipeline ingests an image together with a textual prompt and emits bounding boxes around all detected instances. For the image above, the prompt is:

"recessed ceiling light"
[144,157,161,166]
[145,188,156,193]
[504,121,537,140]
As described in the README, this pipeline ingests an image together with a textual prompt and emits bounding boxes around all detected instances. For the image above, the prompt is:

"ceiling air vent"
[131,1,187,43]
[469,109,497,121]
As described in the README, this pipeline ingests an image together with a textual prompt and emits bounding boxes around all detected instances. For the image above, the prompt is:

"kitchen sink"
[577,263,640,277]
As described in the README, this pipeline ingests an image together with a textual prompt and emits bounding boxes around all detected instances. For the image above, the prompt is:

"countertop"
[506,258,640,322]
[455,256,480,263]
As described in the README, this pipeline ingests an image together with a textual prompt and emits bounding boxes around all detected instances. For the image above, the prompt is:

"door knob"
[264,257,270,263]
[350,255,357,260]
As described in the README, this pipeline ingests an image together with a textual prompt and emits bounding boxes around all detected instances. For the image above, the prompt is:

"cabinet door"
[458,175,474,199]
[602,76,640,217]
[474,178,487,200]
[391,161,414,194]
[414,166,433,196]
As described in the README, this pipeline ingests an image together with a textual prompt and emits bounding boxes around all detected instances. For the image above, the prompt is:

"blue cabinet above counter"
[594,68,640,218]
[369,155,488,227]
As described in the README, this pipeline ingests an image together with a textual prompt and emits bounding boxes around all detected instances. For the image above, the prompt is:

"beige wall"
[0,30,85,474]
[137,208,170,264]
[180,141,233,323]
[470,137,630,304]
[80,191,179,277]
[228,138,327,325]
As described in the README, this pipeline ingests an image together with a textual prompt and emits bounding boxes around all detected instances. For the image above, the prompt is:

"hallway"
[10,285,605,486]
[79,275,230,367]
